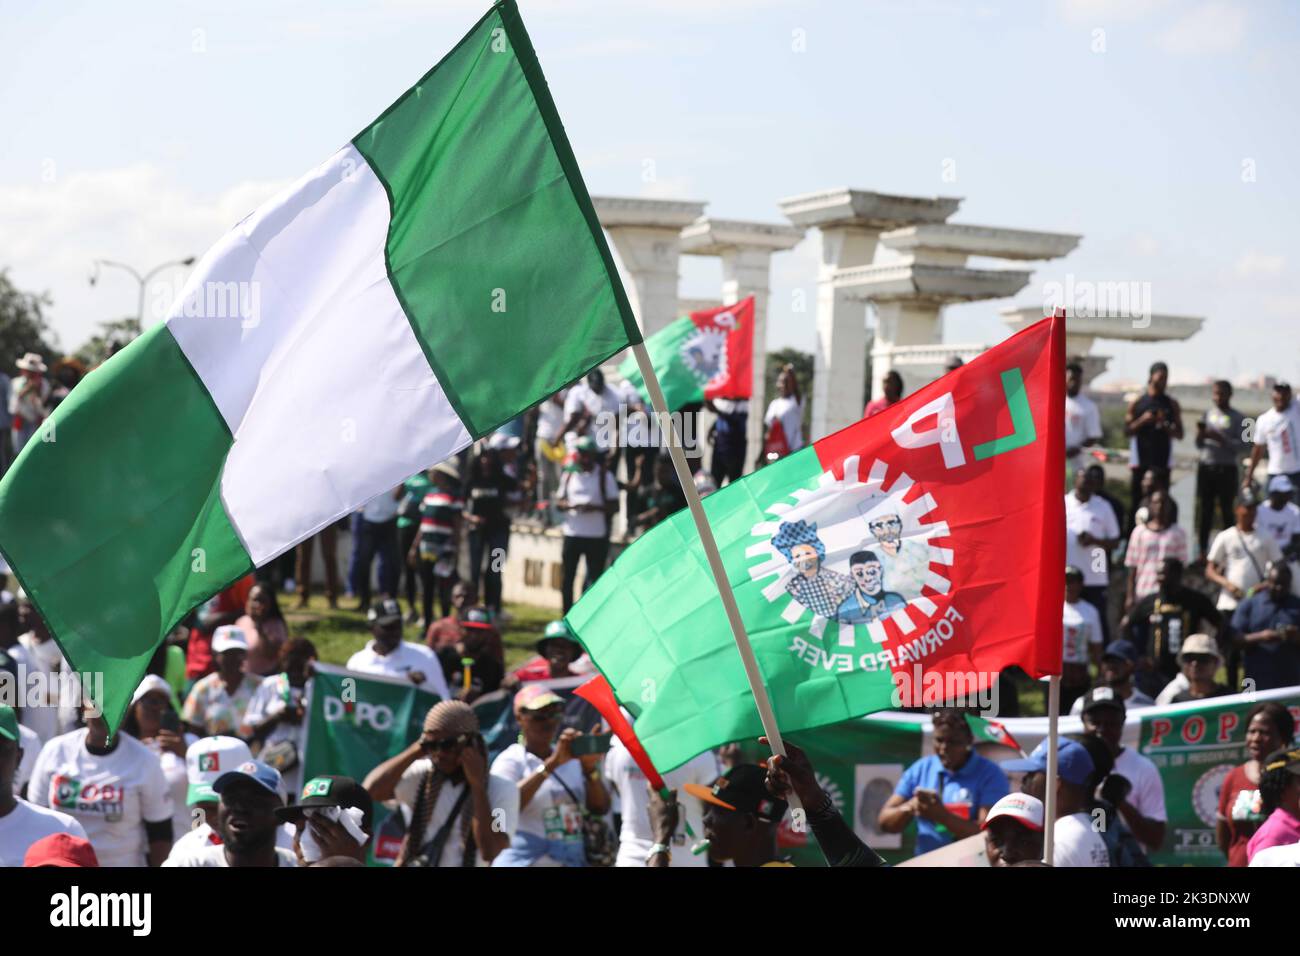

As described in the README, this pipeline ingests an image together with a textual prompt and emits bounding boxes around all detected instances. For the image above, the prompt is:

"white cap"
[211,625,249,655]
[130,674,173,707]
[185,736,253,804]
[981,792,1045,832]
[1268,474,1294,495]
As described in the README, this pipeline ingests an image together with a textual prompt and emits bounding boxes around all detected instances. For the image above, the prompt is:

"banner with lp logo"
[300,663,443,866]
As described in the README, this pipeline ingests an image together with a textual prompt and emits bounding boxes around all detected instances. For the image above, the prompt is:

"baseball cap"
[0,705,18,743]
[23,833,99,868]
[463,606,494,629]
[186,736,253,805]
[211,625,248,655]
[1079,685,1126,717]
[684,764,788,823]
[1268,475,1295,495]
[574,435,599,453]
[513,683,564,712]
[212,759,283,801]
[1263,747,1300,778]
[1178,633,1221,663]
[131,673,173,707]
[981,792,1044,832]
[276,774,374,829]
[367,598,403,625]
[1102,640,1139,663]
[1000,738,1096,789]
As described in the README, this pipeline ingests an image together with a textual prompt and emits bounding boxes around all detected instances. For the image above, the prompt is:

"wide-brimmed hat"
[430,460,461,481]
[15,352,47,373]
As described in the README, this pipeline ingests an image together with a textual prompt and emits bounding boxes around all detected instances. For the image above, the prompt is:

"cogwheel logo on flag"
[748,454,952,668]
[679,322,730,389]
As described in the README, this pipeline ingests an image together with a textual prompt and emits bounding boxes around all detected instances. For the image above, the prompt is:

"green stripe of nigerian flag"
[0,0,639,730]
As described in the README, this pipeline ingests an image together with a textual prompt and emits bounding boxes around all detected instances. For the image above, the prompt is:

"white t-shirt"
[169,819,296,855]
[1255,403,1300,475]
[346,641,451,701]
[242,675,312,797]
[536,394,568,444]
[15,634,61,744]
[764,395,804,453]
[162,841,298,867]
[1112,746,1167,852]
[1064,392,1102,455]
[1061,599,1104,665]
[140,735,198,846]
[0,798,87,867]
[1207,527,1283,610]
[28,728,174,868]
[604,739,717,867]
[1256,501,1300,551]
[563,383,622,450]
[15,723,40,797]
[490,743,588,866]
[1064,492,1120,587]
[392,758,518,866]
[361,489,400,523]
[558,467,619,539]
[1249,842,1300,866]
[1052,811,1110,867]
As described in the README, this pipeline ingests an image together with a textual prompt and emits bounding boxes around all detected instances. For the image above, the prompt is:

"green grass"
[280,594,559,670]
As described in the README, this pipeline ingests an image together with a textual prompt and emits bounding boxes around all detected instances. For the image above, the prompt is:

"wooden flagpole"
[1042,674,1060,865]
[628,342,796,774]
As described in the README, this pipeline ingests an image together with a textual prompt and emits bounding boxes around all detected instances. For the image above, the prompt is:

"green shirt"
[397,474,432,529]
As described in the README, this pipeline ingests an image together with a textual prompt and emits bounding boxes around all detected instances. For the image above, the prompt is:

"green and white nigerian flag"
[0,0,639,730]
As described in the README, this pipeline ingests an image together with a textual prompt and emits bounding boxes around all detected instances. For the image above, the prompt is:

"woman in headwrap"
[363,700,516,866]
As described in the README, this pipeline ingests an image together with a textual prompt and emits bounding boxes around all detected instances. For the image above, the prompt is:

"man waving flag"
[567,314,1066,772]
[0,0,639,731]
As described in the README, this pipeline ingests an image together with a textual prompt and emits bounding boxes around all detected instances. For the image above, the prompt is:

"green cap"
[543,620,572,640]
[0,706,18,743]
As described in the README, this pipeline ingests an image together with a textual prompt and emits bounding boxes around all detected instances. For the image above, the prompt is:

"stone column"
[592,197,706,337]
[778,189,963,439]
[679,217,804,470]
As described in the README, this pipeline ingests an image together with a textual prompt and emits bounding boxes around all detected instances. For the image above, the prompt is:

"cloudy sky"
[2,0,1297,386]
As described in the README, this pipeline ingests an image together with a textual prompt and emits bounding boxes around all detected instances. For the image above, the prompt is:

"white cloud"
[1057,0,1172,24]
[0,167,286,349]
[1156,2,1247,55]
[1234,250,1285,278]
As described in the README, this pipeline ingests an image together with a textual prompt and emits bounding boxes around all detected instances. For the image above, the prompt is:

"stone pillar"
[778,189,964,440]
[592,197,706,337]
[811,227,879,438]
[870,300,944,400]
[679,217,804,470]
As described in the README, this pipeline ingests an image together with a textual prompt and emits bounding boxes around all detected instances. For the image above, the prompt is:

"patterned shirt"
[182,672,262,736]
[1124,523,1189,600]
[785,568,855,620]
[418,490,464,560]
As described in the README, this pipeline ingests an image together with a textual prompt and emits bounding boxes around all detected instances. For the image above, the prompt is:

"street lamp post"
[89,256,197,326]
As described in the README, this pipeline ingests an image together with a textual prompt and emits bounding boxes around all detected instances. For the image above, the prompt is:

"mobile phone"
[570,733,612,756]
[160,709,181,733]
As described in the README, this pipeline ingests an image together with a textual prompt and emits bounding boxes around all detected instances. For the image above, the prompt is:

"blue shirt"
[1232,591,1300,690]
[894,753,1010,854]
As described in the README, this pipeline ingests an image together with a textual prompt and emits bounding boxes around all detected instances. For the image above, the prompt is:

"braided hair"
[395,764,477,867]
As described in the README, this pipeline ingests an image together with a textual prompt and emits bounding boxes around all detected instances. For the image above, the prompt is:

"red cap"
[23,833,100,867]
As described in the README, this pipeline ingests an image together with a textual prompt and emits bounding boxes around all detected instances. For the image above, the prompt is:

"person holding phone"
[490,684,610,867]
[363,700,515,867]
[878,709,1010,857]
[120,675,195,851]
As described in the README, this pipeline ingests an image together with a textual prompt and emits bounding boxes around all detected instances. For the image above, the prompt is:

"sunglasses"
[1183,654,1218,666]
[523,705,563,720]
[421,735,467,752]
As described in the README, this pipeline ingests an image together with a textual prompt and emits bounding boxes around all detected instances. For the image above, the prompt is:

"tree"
[76,317,141,367]
[0,270,58,372]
